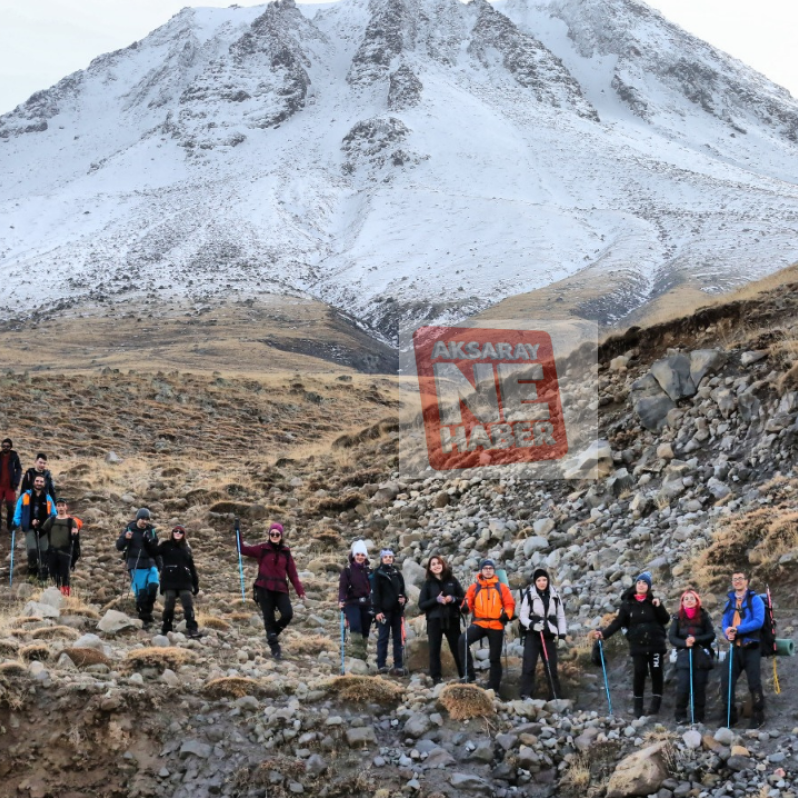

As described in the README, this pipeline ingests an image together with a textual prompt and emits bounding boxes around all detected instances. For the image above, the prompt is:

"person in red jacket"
[240,522,306,659]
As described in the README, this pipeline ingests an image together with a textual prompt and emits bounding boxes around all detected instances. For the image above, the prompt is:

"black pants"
[520,633,561,700]
[48,548,72,589]
[461,625,504,690]
[427,617,463,680]
[377,611,404,668]
[675,664,709,718]
[720,644,763,706]
[3,499,13,532]
[632,652,664,698]
[163,589,197,632]
[344,603,372,638]
[256,587,293,638]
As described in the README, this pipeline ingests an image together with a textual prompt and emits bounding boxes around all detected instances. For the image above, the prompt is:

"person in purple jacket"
[240,522,305,659]
[338,540,373,661]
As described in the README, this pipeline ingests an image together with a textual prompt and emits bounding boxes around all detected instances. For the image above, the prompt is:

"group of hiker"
[339,545,773,729]
[0,445,775,728]
[1,443,82,594]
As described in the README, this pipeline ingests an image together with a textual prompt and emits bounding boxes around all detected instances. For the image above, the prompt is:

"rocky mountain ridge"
[2,0,798,337]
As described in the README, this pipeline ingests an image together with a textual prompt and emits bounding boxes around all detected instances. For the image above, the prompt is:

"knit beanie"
[269,523,284,534]
[533,568,550,583]
[380,548,395,560]
[351,540,368,558]
[635,571,653,589]
[480,558,496,570]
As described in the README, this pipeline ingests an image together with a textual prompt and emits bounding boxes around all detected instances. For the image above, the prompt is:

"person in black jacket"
[338,540,373,661]
[20,453,56,500]
[595,570,669,718]
[668,588,715,723]
[116,508,160,626]
[418,555,465,684]
[372,549,407,675]
[145,525,200,638]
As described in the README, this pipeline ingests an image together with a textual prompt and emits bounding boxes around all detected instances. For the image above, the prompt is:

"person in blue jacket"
[721,570,765,728]
[13,473,56,580]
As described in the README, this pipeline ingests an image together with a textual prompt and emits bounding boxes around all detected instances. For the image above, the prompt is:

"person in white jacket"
[518,568,568,700]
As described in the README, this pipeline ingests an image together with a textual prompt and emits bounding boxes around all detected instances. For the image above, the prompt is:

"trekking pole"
[340,610,346,675]
[234,517,246,602]
[9,526,15,586]
[539,630,558,700]
[726,644,734,728]
[689,647,695,725]
[598,638,613,716]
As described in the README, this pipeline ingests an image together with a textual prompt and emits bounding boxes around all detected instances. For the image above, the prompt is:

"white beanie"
[351,540,369,558]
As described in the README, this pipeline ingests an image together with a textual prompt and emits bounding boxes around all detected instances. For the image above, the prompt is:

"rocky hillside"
[1,272,798,797]
[3,0,798,335]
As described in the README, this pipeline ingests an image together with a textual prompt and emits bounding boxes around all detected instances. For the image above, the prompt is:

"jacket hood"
[477,573,499,587]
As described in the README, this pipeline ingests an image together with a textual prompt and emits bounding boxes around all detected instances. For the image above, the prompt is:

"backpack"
[517,587,561,640]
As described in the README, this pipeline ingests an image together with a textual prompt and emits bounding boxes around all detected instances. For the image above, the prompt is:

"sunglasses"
[270,532,282,538]
[173,530,185,536]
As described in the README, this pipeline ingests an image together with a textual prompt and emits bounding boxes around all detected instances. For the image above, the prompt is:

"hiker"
[40,498,82,596]
[20,452,56,500]
[144,525,201,638]
[418,555,465,684]
[594,570,669,717]
[668,588,715,723]
[372,549,407,675]
[0,438,22,533]
[720,570,766,728]
[519,568,568,700]
[117,508,160,626]
[460,559,515,693]
[13,473,56,581]
[240,522,305,660]
[338,540,373,661]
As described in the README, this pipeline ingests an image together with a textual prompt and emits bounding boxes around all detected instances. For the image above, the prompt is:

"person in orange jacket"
[459,559,515,693]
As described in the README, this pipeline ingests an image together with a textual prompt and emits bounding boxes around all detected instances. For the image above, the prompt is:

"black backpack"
[758,591,777,657]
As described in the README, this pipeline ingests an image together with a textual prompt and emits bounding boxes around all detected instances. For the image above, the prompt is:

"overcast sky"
[1,0,796,116]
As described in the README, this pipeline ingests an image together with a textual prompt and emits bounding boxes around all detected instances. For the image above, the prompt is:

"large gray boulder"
[97,610,139,634]
[606,741,669,797]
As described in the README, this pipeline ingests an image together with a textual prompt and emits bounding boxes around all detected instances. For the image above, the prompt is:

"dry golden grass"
[0,639,20,656]
[282,633,337,657]
[202,677,262,700]
[30,625,81,641]
[61,648,112,668]
[560,753,591,792]
[0,661,27,677]
[438,684,495,720]
[325,675,403,704]
[19,643,51,662]
[693,504,798,590]
[196,614,231,632]
[124,647,197,671]
[225,612,257,623]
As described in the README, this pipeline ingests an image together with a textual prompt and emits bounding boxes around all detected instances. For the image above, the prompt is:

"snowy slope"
[1,0,798,337]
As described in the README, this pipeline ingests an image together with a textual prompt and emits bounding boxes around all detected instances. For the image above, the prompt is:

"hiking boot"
[648,696,662,716]
[161,623,173,635]
[187,629,203,640]
[633,697,645,719]
[749,691,765,728]
[389,667,408,677]
[377,666,390,675]
[721,706,738,727]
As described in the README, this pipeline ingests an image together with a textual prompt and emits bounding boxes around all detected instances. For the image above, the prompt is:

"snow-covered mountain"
[2,0,798,337]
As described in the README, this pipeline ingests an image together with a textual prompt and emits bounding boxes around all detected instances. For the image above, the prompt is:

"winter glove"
[192,588,199,596]
[557,637,567,651]
[499,610,510,625]
[532,621,545,633]
[436,594,447,604]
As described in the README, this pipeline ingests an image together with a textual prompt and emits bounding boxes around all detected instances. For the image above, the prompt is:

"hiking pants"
[461,624,504,690]
[162,589,197,632]
[675,664,709,719]
[632,651,664,699]
[721,644,763,706]
[1,488,14,531]
[376,611,403,669]
[131,566,159,621]
[427,617,463,680]
[25,530,49,580]
[255,587,293,638]
[48,548,72,590]
[520,633,561,700]
[344,604,372,638]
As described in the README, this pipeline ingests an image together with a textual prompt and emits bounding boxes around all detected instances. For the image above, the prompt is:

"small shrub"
[283,633,337,657]
[20,643,50,662]
[438,683,494,720]
[0,661,27,677]
[31,626,80,641]
[202,677,261,699]
[197,614,230,631]
[124,646,197,671]
[325,675,403,704]
[0,639,20,656]
[62,647,112,668]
